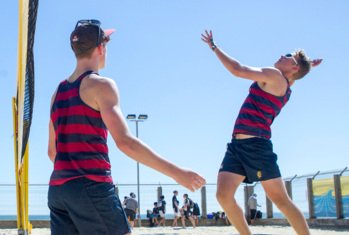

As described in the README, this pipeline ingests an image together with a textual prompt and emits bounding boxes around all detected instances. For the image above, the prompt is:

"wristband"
[210,38,217,51]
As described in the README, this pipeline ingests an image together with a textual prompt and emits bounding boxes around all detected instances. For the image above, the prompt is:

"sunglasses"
[75,19,105,46]
[285,53,298,65]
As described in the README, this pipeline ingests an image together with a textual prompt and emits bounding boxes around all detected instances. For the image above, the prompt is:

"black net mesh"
[21,0,39,161]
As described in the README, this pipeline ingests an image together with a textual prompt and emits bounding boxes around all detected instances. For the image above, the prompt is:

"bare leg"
[261,177,310,235]
[216,172,252,235]
[188,216,196,228]
[159,217,164,226]
[181,216,186,228]
[194,216,199,226]
[172,215,178,226]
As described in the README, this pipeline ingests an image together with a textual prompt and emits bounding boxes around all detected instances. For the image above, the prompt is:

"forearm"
[213,46,244,77]
[48,145,56,163]
[48,154,56,163]
[117,136,182,180]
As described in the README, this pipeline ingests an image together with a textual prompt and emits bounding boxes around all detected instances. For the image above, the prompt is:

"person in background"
[248,193,261,224]
[122,196,129,209]
[192,201,201,226]
[221,212,230,225]
[124,193,138,228]
[172,190,180,227]
[181,194,196,228]
[157,195,166,226]
[151,202,160,226]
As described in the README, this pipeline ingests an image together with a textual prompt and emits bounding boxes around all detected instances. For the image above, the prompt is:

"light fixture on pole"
[126,114,148,227]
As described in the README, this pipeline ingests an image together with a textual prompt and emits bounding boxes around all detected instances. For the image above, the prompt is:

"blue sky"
[0,1,348,185]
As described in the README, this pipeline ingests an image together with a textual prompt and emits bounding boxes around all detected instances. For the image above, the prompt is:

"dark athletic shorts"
[219,137,281,183]
[183,209,192,219]
[124,208,136,221]
[48,178,131,235]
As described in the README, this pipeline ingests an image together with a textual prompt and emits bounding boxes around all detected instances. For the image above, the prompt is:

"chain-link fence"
[0,168,348,220]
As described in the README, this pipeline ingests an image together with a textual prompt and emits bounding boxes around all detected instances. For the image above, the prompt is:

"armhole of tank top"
[50,82,64,115]
[78,74,102,113]
[282,76,292,100]
[281,75,290,87]
[255,81,289,99]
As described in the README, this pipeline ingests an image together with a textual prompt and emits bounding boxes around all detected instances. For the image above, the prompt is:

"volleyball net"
[12,0,38,234]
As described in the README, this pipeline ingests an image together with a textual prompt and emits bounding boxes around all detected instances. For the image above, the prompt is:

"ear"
[97,44,105,55]
[292,64,300,72]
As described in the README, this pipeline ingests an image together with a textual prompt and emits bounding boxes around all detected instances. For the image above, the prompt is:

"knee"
[216,190,225,203]
[270,194,292,209]
[216,190,236,206]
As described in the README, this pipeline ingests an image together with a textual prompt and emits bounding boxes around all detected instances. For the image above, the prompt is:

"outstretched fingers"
[201,34,209,43]
[201,29,214,44]
[311,59,323,67]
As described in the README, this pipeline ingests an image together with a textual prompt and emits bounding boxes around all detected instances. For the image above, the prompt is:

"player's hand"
[174,168,206,192]
[201,30,216,49]
[311,59,323,67]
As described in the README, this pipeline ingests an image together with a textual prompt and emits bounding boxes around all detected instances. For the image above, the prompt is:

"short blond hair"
[293,49,312,80]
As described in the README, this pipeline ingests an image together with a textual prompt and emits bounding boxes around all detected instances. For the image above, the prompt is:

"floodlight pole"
[126,114,148,227]
[135,120,141,227]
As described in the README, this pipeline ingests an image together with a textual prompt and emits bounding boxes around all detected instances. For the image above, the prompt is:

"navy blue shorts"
[219,137,281,183]
[183,209,193,219]
[124,208,136,221]
[48,178,131,235]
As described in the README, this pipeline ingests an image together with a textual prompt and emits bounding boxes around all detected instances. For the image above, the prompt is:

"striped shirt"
[49,71,112,185]
[233,81,291,139]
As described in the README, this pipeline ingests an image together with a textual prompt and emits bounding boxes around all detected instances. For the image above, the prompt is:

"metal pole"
[285,181,293,200]
[334,174,344,219]
[244,185,254,224]
[201,186,207,219]
[135,121,141,227]
[307,178,315,219]
[266,196,273,218]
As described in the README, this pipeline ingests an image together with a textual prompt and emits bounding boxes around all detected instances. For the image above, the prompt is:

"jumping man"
[202,30,321,235]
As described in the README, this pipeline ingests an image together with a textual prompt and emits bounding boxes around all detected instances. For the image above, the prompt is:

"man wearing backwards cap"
[48,19,206,235]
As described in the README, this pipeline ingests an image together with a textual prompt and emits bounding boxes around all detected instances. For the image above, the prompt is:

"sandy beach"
[0,226,348,235]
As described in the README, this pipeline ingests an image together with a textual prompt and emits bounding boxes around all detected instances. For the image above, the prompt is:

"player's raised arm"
[201,30,283,85]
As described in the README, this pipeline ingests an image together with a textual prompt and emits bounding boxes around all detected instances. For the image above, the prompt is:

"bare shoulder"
[239,65,284,85]
[259,67,288,96]
[83,74,119,96]
[88,74,117,88]
[82,74,120,111]
[261,67,287,85]
[261,67,284,80]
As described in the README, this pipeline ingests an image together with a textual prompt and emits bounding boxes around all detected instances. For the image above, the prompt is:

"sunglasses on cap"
[285,53,298,65]
[75,19,108,46]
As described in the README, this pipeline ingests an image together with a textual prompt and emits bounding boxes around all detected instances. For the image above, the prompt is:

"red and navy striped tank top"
[50,71,112,185]
[233,81,292,139]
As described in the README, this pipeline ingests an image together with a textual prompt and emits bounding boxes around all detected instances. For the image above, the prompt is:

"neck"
[276,66,295,87]
[69,58,100,82]
[282,74,295,86]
